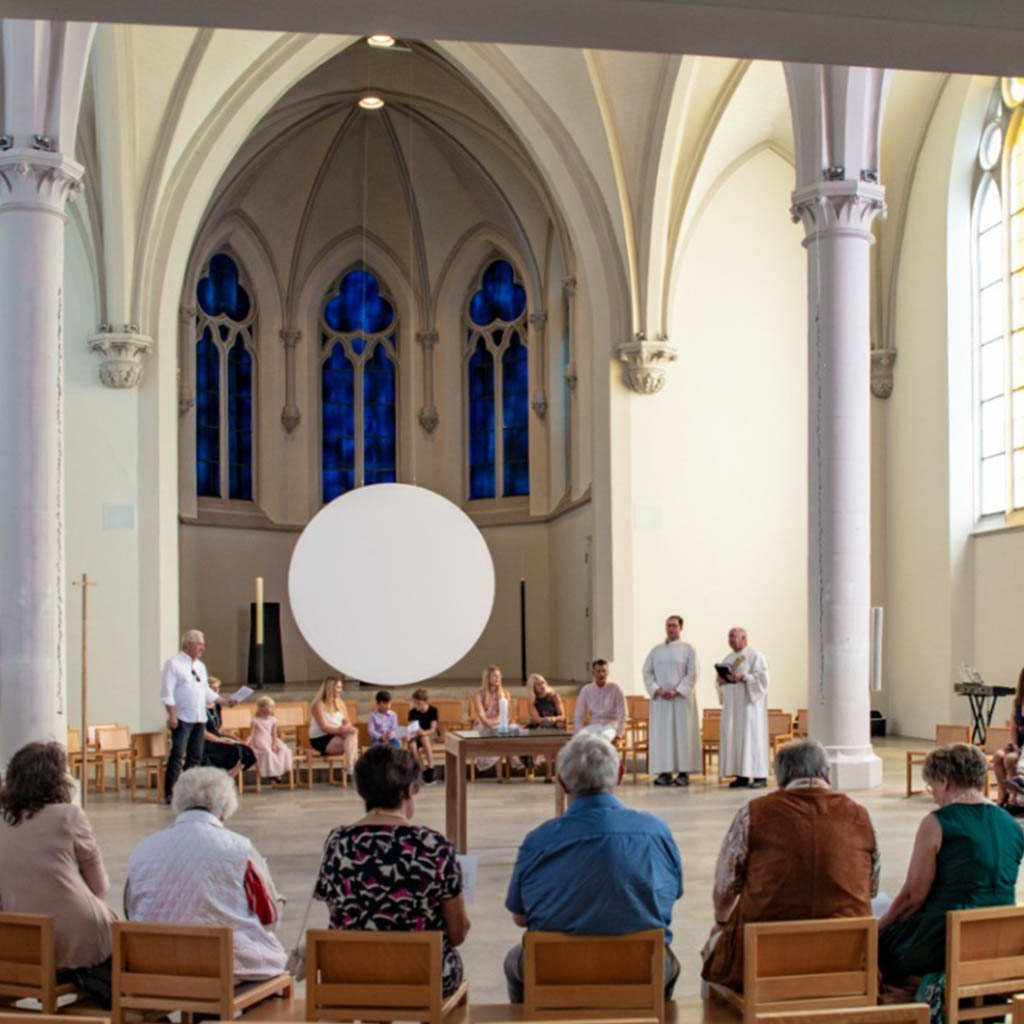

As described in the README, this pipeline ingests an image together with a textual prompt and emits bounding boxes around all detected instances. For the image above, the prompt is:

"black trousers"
[165,720,206,801]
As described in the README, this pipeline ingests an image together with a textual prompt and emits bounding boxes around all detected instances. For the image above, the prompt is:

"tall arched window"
[320,268,398,502]
[465,259,529,500]
[194,252,256,500]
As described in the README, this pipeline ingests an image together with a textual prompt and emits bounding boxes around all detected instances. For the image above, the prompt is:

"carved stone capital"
[178,305,197,326]
[418,405,439,434]
[177,366,194,415]
[279,328,302,348]
[529,311,548,328]
[564,361,578,394]
[871,347,897,399]
[281,405,301,432]
[790,180,886,244]
[0,148,84,218]
[416,329,439,350]
[531,390,548,418]
[614,333,678,395]
[88,329,153,388]
[562,276,577,299]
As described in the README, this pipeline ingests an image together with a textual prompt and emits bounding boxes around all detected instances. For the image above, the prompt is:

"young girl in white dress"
[248,697,294,781]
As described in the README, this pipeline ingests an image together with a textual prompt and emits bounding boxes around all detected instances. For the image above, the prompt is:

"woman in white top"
[309,676,359,768]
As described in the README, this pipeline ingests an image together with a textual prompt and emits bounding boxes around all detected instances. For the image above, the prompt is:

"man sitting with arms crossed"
[573,659,627,743]
[503,731,683,1001]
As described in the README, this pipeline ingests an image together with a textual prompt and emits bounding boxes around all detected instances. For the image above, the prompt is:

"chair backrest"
[87,722,118,745]
[768,712,793,740]
[935,723,971,745]
[562,694,577,725]
[306,929,444,1022]
[982,725,1012,755]
[754,1005,929,1023]
[219,703,254,732]
[946,904,1024,1024]
[704,707,723,719]
[296,724,312,749]
[703,714,721,743]
[96,725,132,751]
[0,912,66,1012]
[275,702,308,730]
[391,700,411,725]
[357,722,371,748]
[432,699,464,733]
[795,709,809,736]
[343,699,359,724]
[516,696,532,722]
[67,727,82,754]
[132,731,169,758]
[740,917,876,1022]
[112,921,233,1022]
[627,695,650,720]
[523,929,665,1022]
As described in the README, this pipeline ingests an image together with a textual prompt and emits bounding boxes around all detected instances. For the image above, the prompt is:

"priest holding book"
[716,627,770,788]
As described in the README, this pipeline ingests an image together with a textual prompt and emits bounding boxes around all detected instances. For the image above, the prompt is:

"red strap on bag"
[244,860,277,925]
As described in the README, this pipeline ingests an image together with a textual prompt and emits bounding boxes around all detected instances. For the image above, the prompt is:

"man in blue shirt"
[504,730,683,1001]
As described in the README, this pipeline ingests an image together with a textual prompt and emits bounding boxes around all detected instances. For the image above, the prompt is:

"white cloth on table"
[642,639,701,774]
[160,650,218,723]
[716,645,769,779]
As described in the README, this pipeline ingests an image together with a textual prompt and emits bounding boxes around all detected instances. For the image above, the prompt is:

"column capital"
[279,327,302,348]
[418,406,440,434]
[87,328,153,389]
[178,305,197,325]
[416,329,439,350]
[561,276,577,299]
[614,332,678,395]
[871,347,897,399]
[790,180,886,245]
[528,311,548,328]
[0,148,84,218]
[564,361,578,394]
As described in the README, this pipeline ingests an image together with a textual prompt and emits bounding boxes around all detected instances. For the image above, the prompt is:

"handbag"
[285,885,317,981]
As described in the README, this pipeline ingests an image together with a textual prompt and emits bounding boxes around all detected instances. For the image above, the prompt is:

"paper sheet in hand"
[456,854,478,904]
[229,685,254,702]
[396,721,421,739]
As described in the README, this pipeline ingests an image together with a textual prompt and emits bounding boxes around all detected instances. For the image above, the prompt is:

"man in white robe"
[716,626,770,788]
[642,615,700,786]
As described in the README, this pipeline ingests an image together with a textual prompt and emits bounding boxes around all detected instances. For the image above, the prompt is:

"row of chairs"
[7,905,1024,1024]
[905,722,1013,797]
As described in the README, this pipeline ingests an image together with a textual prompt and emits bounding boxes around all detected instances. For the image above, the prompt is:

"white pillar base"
[825,744,883,791]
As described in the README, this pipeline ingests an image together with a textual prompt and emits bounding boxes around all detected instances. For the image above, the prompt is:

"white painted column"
[0,19,94,765]
[785,64,889,789]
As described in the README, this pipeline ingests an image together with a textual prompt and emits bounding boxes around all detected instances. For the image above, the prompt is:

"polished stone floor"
[82,736,1023,1007]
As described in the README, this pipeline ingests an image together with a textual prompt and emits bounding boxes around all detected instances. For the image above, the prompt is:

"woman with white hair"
[125,767,287,978]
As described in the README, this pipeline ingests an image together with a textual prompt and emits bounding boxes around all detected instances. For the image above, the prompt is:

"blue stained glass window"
[227,338,253,500]
[469,260,527,326]
[363,342,397,485]
[324,270,395,334]
[502,331,529,496]
[468,337,496,499]
[322,344,356,501]
[195,327,220,497]
[196,253,251,321]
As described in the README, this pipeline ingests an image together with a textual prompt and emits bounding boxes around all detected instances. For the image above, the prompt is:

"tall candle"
[255,576,264,645]
[498,696,509,731]
[870,606,883,692]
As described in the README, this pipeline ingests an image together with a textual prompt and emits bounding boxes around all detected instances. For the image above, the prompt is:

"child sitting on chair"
[368,690,401,748]
[248,696,294,782]
[407,687,440,783]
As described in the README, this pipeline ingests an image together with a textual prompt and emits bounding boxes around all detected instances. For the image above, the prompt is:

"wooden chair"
[523,929,665,1023]
[295,724,348,788]
[274,701,307,744]
[111,921,292,1024]
[66,728,98,790]
[756,1006,929,1023]
[391,699,411,725]
[768,712,794,761]
[94,725,133,793]
[905,724,972,796]
[515,696,532,724]
[85,723,117,748]
[0,1016,108,1024]
[129,731,168,802]
[945,904,1024,1024]
[794,709,809,739]
[629,718,650,782]
[0,913,78,1014]
[980,724,1012,798]
[702,708,722,780]
[562,694,577,728]
[218,703,254,736]
[706,917,877,1024]
[305,929,468,1024]
[343,699,360,724]
[1013,993,1024,1024]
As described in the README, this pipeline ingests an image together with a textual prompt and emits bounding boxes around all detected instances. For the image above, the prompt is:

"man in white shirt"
[161,629,233,802]
[574,660,627,742]
[716,626,770,788]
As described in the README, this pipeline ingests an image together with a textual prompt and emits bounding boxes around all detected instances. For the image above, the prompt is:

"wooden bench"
[111,921,292,1024]
[305,929,468,1024]
[755,1006,929,1023]
[523,929,665,1023]
[905,725,971,796]
[706,917,877,1024]
[0,913,79,1014]
[945,904,1024,1024]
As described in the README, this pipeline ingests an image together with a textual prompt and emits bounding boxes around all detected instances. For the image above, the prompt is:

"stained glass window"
[320,268,398,501]
[465,259,530,500]
[194,252,256,501]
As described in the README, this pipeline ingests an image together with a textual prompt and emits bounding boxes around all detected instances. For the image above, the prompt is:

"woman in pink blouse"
[0,741,118,1006]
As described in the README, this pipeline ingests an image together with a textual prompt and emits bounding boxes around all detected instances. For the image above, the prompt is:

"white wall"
[628,147,808,708]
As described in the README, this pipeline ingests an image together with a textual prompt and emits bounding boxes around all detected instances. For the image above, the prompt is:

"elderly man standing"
[504,731,682,1002]
[573,659,627,742]
[161,629,233,802]
[716,627,770,788]
[701,739,879,993]
[642,615,700,786]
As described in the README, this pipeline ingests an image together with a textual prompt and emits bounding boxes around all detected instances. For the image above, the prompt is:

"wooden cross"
[71,573,97,807]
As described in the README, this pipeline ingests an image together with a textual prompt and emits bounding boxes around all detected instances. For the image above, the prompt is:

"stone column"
[785,64,889,789]
[416,329,439,434]
[528,311,548,417]
[280,328,302,432]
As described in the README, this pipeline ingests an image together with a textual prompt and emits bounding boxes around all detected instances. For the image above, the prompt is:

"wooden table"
[444,729,572,853]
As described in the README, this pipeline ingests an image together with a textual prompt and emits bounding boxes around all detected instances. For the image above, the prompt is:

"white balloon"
[288,483,495,686]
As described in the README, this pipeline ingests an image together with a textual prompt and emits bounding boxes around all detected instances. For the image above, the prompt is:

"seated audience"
[407,687,439,783]
[472,665,521,775]
[879,743,1024,983]
[248,696,294,781]
[992,666,1024,806]
[0,741,118,1007]
[309,675,359,767]
[368,690,400,748]
[528,673,566,727]
[126,766,288,979]
[701,739,878,992]
[573,659,627,743]
[504,731,682,1002]
[203,676,257,777]
[315,746,469,997]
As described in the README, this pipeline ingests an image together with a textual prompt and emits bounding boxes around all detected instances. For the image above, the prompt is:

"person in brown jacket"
[701,738,879,992]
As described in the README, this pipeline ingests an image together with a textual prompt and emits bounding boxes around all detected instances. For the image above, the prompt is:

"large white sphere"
[288,483,495,686]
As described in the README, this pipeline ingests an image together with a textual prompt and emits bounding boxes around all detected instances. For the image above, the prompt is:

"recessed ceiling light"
[359,95,385,110]
[367,35,396,48]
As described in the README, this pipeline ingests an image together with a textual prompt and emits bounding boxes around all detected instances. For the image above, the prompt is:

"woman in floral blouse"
[314,745,470,996]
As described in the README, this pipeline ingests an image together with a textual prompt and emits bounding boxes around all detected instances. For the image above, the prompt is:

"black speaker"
[248,601,285,687]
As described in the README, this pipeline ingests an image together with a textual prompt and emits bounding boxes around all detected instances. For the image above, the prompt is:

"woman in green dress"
[879,743,1024,981]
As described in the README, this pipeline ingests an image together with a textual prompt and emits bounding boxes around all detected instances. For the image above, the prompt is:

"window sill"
[182,503,302,532]
[971,513,1024,538]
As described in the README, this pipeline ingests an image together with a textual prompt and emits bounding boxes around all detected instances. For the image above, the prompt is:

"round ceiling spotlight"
[358,95,385,110]
[367,34,396,48]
